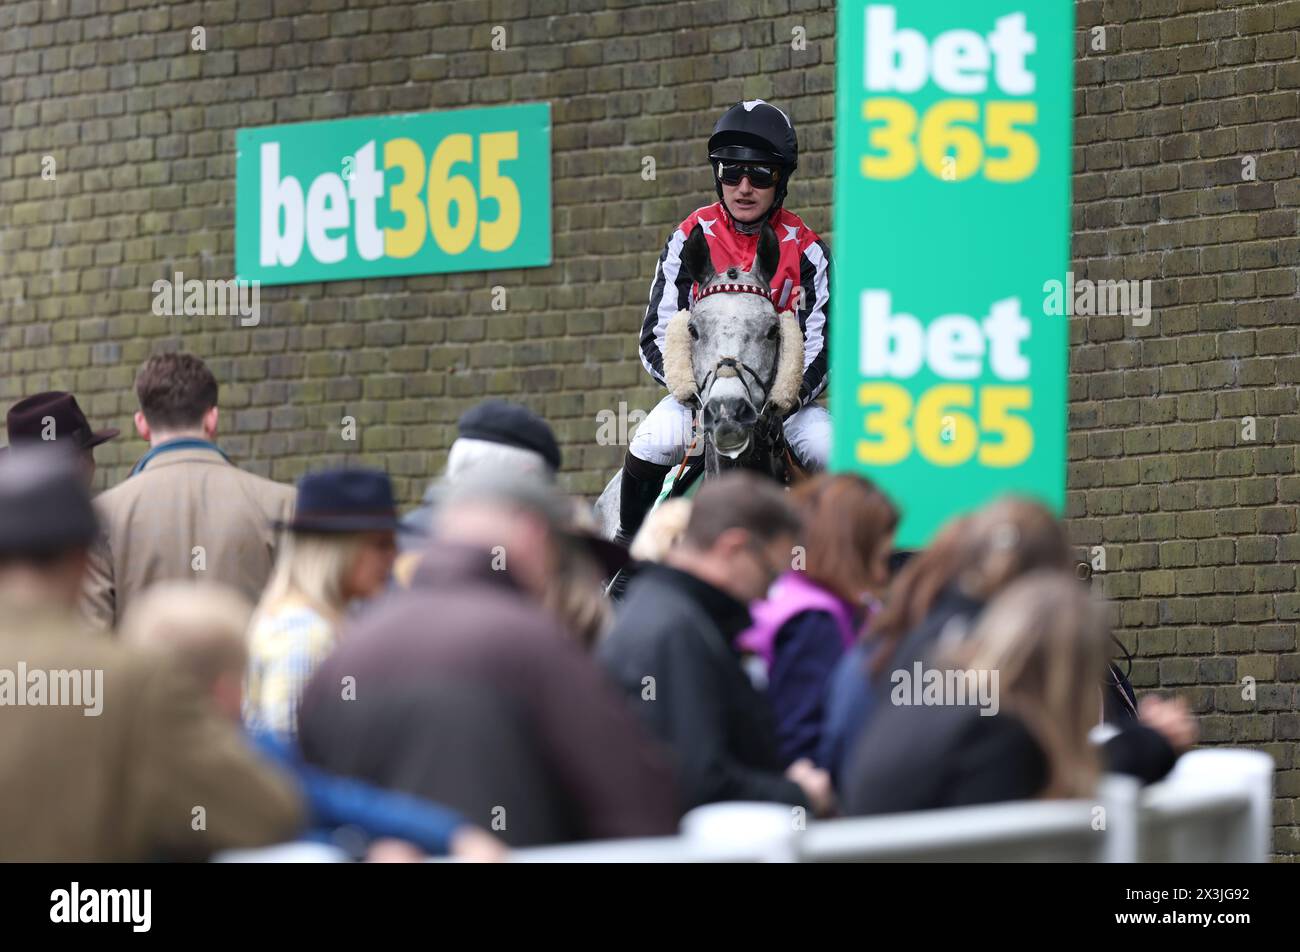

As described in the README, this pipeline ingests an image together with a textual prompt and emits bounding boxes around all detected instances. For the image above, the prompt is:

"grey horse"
[594,221,805,539]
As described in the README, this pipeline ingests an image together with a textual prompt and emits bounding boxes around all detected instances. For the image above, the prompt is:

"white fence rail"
[214,749,1274,863]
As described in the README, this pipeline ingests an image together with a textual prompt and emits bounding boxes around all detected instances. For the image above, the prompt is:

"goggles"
[715,163,780,189]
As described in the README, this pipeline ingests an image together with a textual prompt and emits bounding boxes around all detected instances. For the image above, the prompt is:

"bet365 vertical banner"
[831,2,1073,548]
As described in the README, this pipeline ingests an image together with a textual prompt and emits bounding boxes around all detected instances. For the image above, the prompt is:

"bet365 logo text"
[860,6,1039,182]
[831,1,1070,546]
[236,103,552,286]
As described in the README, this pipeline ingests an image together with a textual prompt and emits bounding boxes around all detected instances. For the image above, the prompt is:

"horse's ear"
[680,223,715,288]
[752,222,781,290]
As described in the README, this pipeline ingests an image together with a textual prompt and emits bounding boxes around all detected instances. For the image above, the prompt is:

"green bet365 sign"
[236,103,551,286]
[831,1,1073,548]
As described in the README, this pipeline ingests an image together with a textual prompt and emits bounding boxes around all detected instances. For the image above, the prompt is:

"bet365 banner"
[236,103,551,285]
[830,2,1072,548]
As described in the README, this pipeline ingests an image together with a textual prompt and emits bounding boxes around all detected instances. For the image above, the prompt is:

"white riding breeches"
[629,394,831,469]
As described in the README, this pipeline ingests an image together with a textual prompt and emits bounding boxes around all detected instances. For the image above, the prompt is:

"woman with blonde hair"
[244,467,400,740]
[544,498,630,651]
[842,571,1109,813]
[819,497,1068,782]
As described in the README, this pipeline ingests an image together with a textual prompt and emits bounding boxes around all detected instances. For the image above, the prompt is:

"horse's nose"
[701,395,757,431]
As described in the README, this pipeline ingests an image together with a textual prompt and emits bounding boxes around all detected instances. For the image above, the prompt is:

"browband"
[694,281,774,303]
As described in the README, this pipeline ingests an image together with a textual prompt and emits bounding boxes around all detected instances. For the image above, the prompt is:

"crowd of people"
[0,351,1197,861]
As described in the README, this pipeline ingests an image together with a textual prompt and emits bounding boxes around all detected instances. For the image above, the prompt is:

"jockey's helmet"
[707,99,799,217]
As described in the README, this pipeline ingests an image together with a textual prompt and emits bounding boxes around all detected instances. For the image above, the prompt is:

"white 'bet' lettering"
[349,140,385,261]
[306,172,348,264]
[260,143,303,267]
[864,6,1036,95]
[859,290,1030,381]
[260,140,387,268]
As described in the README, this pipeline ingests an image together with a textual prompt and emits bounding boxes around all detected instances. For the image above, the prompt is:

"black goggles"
[715,163,780,189]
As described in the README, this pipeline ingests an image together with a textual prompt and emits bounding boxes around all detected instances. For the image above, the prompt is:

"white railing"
[1135,748,1274,863]
[213,749,1274,863]
[502,776,1140,864]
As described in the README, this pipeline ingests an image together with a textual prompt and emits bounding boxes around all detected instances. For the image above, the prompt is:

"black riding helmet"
[708,99,799,224]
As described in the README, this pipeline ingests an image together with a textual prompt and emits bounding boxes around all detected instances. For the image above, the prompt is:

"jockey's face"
[721,173,776,224]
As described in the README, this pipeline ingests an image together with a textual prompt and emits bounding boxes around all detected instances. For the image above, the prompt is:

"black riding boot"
[607,453,673,600]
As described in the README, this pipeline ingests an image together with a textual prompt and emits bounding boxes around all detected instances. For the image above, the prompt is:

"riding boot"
[607,453,674,600]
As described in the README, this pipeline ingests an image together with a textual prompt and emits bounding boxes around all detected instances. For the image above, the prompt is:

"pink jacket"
[737,572,862,671]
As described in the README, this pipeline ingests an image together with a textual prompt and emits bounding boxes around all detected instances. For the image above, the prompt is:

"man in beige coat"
[80,352,295,630]
[0,446,304,860]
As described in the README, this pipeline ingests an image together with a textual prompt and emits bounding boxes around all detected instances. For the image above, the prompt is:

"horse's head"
[662,221,804,459]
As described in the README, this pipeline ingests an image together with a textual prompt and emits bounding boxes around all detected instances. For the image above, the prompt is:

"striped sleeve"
[797,237,832,403]
[640,228,692,385]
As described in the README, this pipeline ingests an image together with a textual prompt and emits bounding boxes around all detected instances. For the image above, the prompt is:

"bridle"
[690,280,780,418]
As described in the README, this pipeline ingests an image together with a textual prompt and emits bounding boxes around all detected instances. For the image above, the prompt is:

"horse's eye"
[766,323,779,340]
[688,322,699,341]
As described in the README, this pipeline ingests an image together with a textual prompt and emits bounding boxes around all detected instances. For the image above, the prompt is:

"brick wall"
[0,0,1295,855]
[0,0,838,500]
[1071,0,1299,859]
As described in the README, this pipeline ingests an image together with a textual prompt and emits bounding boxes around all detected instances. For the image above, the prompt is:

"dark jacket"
[842,700,1048,815]
[842,695,1178,816]
[298,543,678,848]
[823,587,1179,791]
[767,610,850,767]
[599,563,809,813]
[818,586,986,783]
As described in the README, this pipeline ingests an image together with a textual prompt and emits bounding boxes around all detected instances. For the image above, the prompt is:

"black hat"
[275,467,403,534]
[0,445,98,558]
[6,391,119,451]
[456,400,561,473]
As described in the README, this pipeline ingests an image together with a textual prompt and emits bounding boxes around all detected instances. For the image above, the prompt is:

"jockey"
[614,99,833,547]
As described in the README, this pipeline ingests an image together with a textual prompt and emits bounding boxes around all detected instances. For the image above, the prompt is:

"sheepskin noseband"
[662,308,804,413]
[663,310,698,403]
[769,310,804,412]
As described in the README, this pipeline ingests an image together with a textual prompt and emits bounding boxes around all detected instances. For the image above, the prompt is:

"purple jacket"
[737,572,859,672]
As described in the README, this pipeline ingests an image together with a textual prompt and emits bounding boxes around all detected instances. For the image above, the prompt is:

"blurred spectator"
[739,474,898,766]
[122,580,504,861]
[548,497,628,651]
[600,472,835,816]
[398,481,627,653]
[244,467,399,740]
[398,399,560,549]
[842,571,1109,814]
[4,391,118,489]
[819,498,1068,782]
[298,473,677,847]
[829,500,1192,791]
[79,352,295,630]
[0,446,302,860]
[628,497,692,563]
